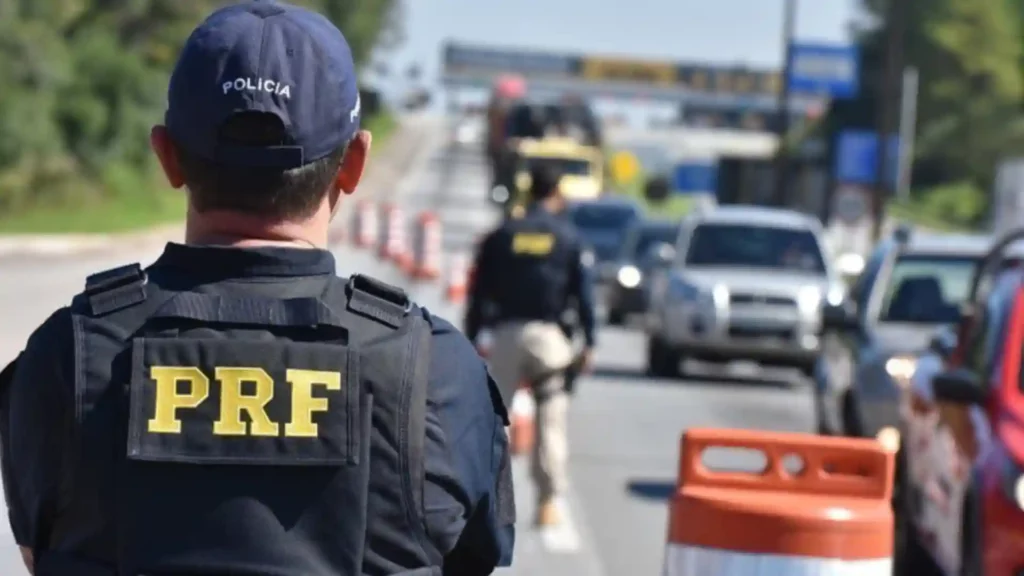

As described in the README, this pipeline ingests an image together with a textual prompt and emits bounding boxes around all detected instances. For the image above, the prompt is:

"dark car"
[605,219,680,325]
[564,197,645,302]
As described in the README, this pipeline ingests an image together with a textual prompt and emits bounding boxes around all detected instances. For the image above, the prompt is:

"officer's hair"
[529,164,563,201]
[173,112,348,220]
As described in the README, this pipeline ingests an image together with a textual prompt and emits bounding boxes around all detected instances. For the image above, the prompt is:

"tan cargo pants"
[489,321,573,502]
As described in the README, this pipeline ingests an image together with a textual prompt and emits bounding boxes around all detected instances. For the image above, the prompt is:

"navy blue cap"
[166,0,361,169]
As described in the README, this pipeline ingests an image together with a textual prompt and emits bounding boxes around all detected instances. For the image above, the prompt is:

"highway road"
[0,116,817,575]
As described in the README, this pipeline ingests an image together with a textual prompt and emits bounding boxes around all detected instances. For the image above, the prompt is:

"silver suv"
[643,205,845,378]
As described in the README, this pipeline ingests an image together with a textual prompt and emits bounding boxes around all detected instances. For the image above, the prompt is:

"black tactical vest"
[30,263,443,576]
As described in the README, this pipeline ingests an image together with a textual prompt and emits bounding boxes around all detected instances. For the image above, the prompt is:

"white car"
[644,205,844,379]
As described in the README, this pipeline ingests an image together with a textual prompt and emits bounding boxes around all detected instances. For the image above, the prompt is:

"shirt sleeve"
[5,307,74,548]
[464,230,497,343]
[422,311,515,571]
[567,237,597,347]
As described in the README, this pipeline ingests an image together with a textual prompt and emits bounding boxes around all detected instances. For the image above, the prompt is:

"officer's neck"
[185,207,329,250]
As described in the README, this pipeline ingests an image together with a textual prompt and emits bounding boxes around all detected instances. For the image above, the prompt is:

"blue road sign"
[835,130,899,186]
[673,161,718,194]
[787,43,859,98]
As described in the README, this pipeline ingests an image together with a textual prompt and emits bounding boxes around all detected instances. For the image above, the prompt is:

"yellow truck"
[508,137,605,213]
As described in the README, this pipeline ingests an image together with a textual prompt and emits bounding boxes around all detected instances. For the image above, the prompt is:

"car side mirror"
[645,242,675,266]
[932,368,985,405]
[929,326,959,360]
[822,302,859,332]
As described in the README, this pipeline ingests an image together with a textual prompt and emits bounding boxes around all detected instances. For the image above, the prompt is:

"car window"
[522,155,591,176]
[624,226,678,260]
[877,254,975,324]
[684,223,826,273]
[570,205,641,262]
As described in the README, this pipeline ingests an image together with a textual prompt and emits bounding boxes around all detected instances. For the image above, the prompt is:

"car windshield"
[684,223,826,273]
[570,205,640,261]
[523,156,591,176]
[878,254,976,324]
[626,225,678,260]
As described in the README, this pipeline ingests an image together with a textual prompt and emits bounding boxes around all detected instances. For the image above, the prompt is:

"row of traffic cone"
[347,199,472,304]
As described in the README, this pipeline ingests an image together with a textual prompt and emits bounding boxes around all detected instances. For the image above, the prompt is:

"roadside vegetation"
[0,0,402,234]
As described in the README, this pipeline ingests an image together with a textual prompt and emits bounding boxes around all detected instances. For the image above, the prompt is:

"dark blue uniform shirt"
[466,205,597,347]
[3,243,513,569]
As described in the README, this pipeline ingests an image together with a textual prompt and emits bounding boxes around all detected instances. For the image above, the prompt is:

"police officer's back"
[465,165,594,526]
[0,3,513,575]
[466,165,596,405]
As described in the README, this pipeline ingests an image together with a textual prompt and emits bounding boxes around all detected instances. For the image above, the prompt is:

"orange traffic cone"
[351,200,378,248]
[378,203,412,271]
[509,386,535,456]
[445,254,470,303]
[410,211,443,280]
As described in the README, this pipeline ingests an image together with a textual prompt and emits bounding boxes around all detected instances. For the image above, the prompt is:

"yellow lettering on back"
[512,233,554,255]
[148,366,210,434]
[213,367,280,437]
[286,369,342,437]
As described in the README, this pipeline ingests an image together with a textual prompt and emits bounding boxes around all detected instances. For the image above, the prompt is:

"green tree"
[0,0,403,217]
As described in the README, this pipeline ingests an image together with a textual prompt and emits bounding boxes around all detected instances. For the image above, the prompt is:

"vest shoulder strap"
[81,263,147,317]
[342,273,412,329]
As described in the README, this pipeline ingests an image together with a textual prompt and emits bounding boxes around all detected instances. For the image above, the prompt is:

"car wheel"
[645,336,680,378]
[960,485,983,576]
[798,361,816,380]
[607,308,624,326]
[894,455,942,576]
[840,390,864,437]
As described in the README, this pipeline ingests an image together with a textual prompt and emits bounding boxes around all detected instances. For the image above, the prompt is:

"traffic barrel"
[351,200,378,248]
[410,211,442,280]
[378,203,412,270]
[508,386,535,456]
[663,428,894,576]
[445,253,470,303]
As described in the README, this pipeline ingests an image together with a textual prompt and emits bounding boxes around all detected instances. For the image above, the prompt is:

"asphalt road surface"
[0,117,817,575]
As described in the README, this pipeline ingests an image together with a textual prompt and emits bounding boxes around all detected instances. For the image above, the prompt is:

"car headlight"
[617,265,641,288]
[997,456,1024,509]
[836,253,865,276]
[875,426,901,453]
[826,284,846,306]
[712,284,729,307]
[797,286,821,313]
[885,355,917,387]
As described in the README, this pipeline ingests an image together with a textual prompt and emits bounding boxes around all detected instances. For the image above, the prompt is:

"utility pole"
[771,0,797,207]
[896,67,919,201]
[871,0,907,240]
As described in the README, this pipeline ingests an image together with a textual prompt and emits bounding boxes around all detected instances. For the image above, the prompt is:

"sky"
[376,0,861,103]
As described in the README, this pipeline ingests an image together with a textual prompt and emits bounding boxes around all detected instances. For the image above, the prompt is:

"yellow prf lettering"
[511,233,554,255]
[286,369,342,437]
[148,366,210,434]
[213,367,280,437]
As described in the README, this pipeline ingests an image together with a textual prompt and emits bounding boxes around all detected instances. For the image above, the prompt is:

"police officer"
[465,164,596,527]
[0,2,514,574]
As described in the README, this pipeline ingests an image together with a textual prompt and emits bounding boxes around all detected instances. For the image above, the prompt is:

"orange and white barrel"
[410,211,442,280]
[663,428,895,576]
[378,203,411,270]
[351,200,378,248]
[445,253,470,303]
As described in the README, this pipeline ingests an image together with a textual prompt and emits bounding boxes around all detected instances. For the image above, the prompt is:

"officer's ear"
[150,125,186,189]
[335,130,372,196]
